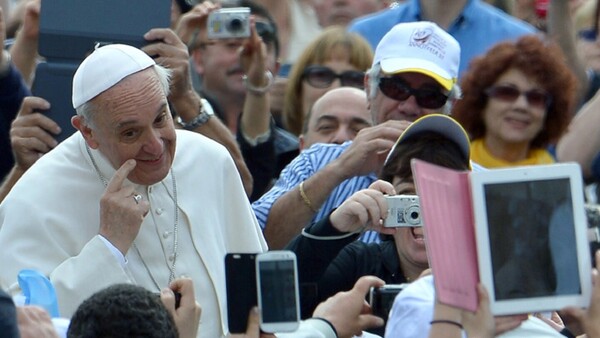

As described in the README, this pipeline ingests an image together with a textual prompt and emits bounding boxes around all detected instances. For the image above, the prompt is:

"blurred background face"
[482,68,548,149]
[300,87,372,150]
[192,18,278,99]
[300,47,365,120]
[313,0,389,27]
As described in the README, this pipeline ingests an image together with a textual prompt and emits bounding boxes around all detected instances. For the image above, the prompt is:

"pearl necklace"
[85,145,179,289]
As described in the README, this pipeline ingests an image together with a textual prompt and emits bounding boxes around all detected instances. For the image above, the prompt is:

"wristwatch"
[176,98,214,130]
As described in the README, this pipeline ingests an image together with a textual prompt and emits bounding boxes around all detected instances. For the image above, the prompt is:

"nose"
[330,78,342,89]
[513,92,530,109]
[397,95,424,121]
[142,129,164,156]
[331,126,352,144]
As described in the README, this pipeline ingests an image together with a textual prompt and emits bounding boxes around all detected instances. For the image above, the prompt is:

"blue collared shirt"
[348,0,537,75]
[252,141,381,243]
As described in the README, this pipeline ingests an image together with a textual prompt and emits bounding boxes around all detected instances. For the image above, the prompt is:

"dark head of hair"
[451,35,577,148]
[220,0,280,57]
[378,132,470,241]
[174,0,194,13]
[67,284,178,338]
[380,132,470,183]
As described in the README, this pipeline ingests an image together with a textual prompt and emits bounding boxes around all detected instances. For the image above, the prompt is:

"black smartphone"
[225,253,258,334]
[369,284,408,322]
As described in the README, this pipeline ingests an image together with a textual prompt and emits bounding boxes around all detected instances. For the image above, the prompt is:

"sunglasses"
[302,66,365,89]
[484,85,551,109]
[378,77,448,109]
[255,21,276,45]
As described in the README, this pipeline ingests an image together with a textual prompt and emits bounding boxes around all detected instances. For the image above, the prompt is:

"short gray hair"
[366,63,461,115]
[76,64,172,128]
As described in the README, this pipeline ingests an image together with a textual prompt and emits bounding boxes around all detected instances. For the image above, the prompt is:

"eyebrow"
[114,102,168,130]
[314,114,371,126]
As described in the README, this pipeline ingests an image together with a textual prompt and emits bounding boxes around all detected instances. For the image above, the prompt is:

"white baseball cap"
[384,114,470,166]
[72,44,155,109]
[373,21,460,91]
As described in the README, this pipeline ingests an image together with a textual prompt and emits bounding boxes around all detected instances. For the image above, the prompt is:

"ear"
[191,48,206,76]
[72,115,99,149]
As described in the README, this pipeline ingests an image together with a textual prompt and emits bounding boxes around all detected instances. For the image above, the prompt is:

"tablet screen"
[471,163,591,315]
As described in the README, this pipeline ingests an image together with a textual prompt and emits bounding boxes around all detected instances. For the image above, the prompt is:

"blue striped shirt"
[252,141,381,243]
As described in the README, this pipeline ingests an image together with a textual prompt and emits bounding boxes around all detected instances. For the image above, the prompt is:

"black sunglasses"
[484,85,551,109]
[378,77,448,109]
[255,21,276,44]
[302,66,365,89]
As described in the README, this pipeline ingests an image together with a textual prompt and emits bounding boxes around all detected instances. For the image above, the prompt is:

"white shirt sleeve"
[98,235,128,268]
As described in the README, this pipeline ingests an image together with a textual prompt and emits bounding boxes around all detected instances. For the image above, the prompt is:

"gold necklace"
[85,145,179,290]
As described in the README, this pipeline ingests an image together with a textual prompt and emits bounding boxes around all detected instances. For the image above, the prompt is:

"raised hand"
[332,120,411,180]
[329,179,397,234]
[142,28,193,102]
[313,275,385,338]
[161,278,202,338]
[10,96,61,170]
[99,159,150,255]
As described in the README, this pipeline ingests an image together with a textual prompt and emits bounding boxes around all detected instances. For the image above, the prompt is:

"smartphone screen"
[256,251,300,333]
[225,253,257,334]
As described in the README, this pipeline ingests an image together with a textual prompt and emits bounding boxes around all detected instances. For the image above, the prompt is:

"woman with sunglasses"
[282,26,373,136]
[452,35,577,168]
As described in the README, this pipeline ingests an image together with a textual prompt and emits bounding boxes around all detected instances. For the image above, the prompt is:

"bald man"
[299,87,372,151]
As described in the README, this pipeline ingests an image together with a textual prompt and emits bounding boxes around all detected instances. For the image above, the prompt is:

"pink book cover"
[411,159,479,312]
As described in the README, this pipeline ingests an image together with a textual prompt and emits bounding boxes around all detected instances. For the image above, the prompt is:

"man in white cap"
[0,43,267,338]
[252,21,462,249]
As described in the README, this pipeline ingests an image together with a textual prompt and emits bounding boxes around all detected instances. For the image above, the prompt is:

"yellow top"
[471,139,555,168]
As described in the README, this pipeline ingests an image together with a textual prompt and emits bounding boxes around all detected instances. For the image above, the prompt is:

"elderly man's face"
[300,87,372,150]
[368,72,449,124]
[79,68,177,185]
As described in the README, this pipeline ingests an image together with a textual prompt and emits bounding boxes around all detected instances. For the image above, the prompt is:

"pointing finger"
[106,159,136,193]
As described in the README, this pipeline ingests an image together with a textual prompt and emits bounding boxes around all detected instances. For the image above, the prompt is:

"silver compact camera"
[384,195,422,227]
[207,7,251,39]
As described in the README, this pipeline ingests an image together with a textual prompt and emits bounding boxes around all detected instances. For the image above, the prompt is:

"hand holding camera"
[160,278,201,338]
[329,180,399,235]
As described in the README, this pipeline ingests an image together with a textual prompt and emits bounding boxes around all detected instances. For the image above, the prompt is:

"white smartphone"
[255,250,300,333]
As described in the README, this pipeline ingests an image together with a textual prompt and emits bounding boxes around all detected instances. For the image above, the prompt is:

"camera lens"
[227,17,244,32]
[405,205,421,226]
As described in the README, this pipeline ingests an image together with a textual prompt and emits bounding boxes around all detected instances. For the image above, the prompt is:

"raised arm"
[143,25,253,196]
[263,121,407,248]
[556,90,600,179]
[548,0,589,102]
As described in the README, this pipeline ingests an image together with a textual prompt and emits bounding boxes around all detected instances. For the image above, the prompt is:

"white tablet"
[470,162,592,315]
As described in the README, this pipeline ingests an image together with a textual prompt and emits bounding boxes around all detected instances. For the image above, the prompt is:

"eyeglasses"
[255,21,276,45]
[484,85,551,109]
[302,66,365,89]
[378,77,448,109]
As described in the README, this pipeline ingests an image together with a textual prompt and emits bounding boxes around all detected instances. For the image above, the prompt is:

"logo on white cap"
[409,27,447,62]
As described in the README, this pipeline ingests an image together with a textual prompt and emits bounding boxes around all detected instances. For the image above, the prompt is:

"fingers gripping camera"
[207,7,251,39]
[384,195,422,227]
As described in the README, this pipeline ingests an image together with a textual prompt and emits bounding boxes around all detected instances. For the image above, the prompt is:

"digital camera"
[207,7,251,39]
[384,195,422,227]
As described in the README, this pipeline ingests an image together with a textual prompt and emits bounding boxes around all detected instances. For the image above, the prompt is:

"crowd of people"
[2,0,600,337]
